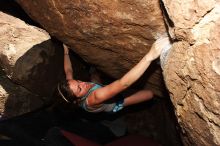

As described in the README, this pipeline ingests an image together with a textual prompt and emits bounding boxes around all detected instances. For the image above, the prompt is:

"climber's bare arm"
[87,53,153,106]
[63,44,73,80]
[87,36,170,106]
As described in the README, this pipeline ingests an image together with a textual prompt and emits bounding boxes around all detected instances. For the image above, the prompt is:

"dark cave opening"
[0,1,183,146]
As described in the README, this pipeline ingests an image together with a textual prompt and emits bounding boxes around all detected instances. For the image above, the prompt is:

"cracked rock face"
[162,0,220,145]
[17,0,167,96]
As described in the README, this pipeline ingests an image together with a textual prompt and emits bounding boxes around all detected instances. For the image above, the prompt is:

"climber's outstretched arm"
[87,36,170,106]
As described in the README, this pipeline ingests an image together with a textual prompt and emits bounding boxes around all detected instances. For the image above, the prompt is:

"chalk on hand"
[155,34,172,70]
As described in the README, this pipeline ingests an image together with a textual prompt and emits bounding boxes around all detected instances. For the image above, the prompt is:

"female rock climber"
[58,36,170,113]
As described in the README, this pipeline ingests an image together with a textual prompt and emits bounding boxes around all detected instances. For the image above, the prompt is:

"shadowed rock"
[0,12,63,97]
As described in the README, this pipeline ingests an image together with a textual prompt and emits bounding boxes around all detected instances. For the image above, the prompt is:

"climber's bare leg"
[123,90,153,107]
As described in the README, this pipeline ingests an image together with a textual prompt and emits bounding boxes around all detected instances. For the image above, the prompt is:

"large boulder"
[0,11,63,97]
[0,68,44,119]
[161,0,220,145]
[16,0,167,97]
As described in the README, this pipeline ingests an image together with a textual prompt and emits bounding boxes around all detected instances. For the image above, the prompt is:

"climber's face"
[68,80,94,97]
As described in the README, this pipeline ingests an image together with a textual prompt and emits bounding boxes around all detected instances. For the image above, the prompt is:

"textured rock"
[0,68,44,119]
[17,0,167,96]
[162,0,216,42]
[0,12,63,97]
[162,0,220,145]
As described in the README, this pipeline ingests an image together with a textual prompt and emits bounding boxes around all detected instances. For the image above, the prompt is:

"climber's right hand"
[148,36,170,61]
